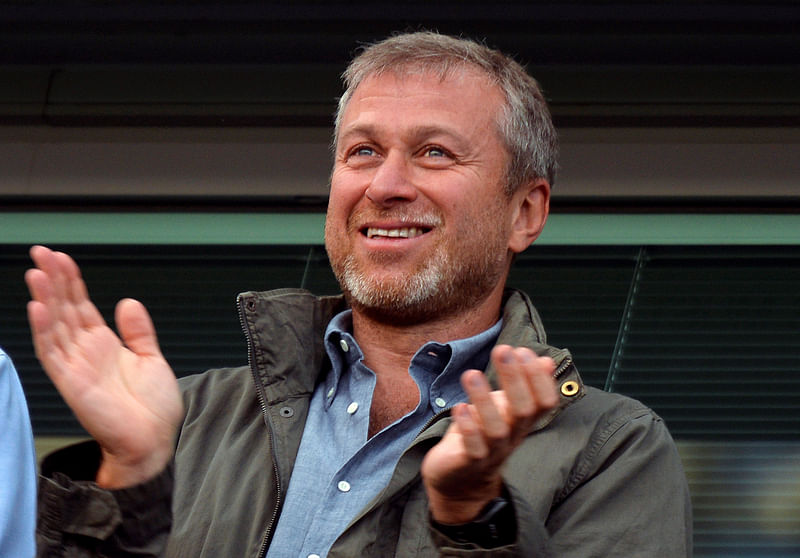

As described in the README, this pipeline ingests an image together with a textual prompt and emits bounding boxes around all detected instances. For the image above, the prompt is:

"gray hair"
[334,31,559,192]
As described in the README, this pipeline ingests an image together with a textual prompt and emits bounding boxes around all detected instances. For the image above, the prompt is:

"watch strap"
[431,495,516,548]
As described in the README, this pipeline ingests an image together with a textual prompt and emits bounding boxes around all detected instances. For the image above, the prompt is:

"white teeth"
[366,227,425,239]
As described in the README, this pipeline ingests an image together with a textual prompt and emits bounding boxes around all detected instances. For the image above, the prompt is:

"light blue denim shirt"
[0,349,36,558]
[266,310,501,558]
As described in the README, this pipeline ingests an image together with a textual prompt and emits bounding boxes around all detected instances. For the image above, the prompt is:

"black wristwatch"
[431,495,516,548]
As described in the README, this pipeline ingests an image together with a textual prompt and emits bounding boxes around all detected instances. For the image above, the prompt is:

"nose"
[365,151,418,207]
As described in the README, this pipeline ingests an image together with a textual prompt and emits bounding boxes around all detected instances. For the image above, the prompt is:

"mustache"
[348,207,444,229]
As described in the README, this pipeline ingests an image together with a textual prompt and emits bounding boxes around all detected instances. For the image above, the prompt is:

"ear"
[507,178,550,254]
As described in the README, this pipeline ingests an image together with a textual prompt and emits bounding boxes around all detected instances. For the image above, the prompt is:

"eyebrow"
[337,122,470,151]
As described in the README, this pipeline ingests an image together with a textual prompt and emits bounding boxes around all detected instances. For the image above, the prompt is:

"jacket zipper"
[237,296,282,558]
[554,355,573,380]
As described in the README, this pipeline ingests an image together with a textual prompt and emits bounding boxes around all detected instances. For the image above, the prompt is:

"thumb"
[115,298,163,358]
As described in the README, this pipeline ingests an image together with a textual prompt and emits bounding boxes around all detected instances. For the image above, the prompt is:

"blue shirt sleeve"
[0,349,37,558]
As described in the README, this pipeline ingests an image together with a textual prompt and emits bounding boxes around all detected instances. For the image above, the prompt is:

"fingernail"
[469,373,484,388]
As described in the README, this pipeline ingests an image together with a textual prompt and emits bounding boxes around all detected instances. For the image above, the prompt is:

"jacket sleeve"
[36,441,173,558]
[429,408,692,557]
[538,409,692,557]
[429,489,551,557]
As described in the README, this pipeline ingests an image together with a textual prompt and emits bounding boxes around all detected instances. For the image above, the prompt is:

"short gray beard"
[339,250,450,316]
[327,196,512,325]
[335,239,507,325]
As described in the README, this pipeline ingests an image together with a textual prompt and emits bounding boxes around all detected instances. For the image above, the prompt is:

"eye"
[422,146,448,158]
[350,145,376,158]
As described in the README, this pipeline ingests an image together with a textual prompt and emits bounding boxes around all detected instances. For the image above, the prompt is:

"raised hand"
[421,344,558,524]
[25,246,183,489]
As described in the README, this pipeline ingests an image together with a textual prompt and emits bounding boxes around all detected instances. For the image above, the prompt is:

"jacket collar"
[237,288,346,405]
[238,287,583,419]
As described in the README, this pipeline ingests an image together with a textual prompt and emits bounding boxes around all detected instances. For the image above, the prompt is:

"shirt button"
[327,387,335,398]
[339,339,350,352]
[434,397,447,408]
[308,554,321,558]
[338,480,351,492]
[347,402,359,414]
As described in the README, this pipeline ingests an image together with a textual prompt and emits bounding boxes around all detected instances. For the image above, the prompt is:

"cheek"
[327,183,352,222]
[329,170,368,212]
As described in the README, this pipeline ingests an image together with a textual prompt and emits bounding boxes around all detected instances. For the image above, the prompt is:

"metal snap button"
[560,381,580,397]
[279,406,294,418]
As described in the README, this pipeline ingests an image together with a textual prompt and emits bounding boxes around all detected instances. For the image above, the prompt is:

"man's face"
[325,69,516,324]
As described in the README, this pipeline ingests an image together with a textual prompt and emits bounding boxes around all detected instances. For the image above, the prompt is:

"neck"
[351,287,504,378]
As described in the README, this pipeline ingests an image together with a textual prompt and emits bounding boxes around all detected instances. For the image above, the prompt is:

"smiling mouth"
[364,226,429,239]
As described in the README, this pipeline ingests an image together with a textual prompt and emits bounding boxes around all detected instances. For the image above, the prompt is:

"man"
[0,348,37,558]
[28,32,691,557]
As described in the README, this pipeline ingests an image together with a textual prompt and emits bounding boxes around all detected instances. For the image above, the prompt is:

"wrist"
[96,449,171,489]
[431,490,516,548]
[427,478,503,525]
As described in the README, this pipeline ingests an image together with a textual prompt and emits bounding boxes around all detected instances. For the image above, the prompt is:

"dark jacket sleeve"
[429,490,551,557]
[539,408,693,557]
[36,441,173,558]
[429,406,692,557]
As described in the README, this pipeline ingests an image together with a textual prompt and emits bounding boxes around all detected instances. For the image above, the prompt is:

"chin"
[331,240,508,325]
[340,269,485,326]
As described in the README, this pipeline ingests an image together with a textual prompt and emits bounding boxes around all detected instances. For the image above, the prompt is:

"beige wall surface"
[1,126,797,202]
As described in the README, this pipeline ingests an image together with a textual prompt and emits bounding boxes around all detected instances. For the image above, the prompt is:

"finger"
[27,247,59,308]
[492,345,537,419]
[28,247,82,350]
[450,403,489,459]
[460,369,510,440]
[53,250,105,327]
[116,298,163,358]
[524,355,559,410]
[26,298,66,377]
[491,346,560,442]
[29,246,70,308]
[507,347,559,412]
[28,247,104,351]
[25,267,72,358]
[25,266,54,308]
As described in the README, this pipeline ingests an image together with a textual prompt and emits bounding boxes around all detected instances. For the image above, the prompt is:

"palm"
[26,246,183,486]
[54,319,181,461]
[421,392,510,501]
[421,349,558,524]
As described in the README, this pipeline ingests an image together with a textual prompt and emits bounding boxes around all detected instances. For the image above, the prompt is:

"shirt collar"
[323,309,502,407]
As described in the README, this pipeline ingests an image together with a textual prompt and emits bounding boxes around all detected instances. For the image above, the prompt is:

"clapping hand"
[25,246,183,488]
[421,344,558,524]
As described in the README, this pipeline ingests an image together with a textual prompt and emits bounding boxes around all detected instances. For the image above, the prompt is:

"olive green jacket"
[37,289,692,557]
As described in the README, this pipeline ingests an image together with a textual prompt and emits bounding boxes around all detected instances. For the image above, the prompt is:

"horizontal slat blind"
[608,246,800,556]
[609,247,800,439]
[679,441,800,557]
[507,246,637,388]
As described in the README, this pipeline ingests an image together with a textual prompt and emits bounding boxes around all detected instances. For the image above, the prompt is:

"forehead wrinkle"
[336,71,506,154]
